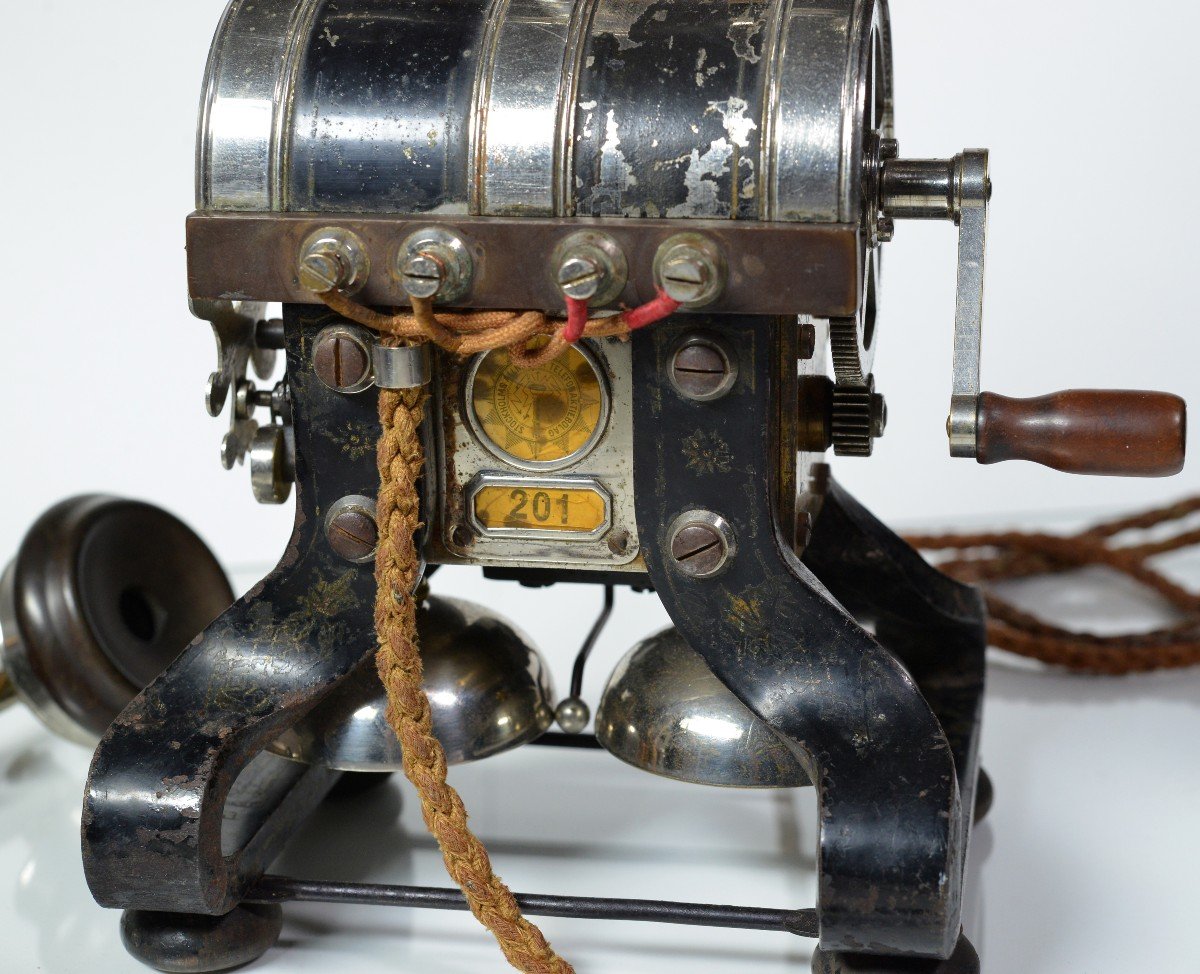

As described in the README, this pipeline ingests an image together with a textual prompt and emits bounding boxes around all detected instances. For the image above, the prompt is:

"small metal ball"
[555,697,591,735]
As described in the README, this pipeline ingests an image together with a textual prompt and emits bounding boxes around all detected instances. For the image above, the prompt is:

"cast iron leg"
[82,307,385,935]
[803,481,987,832]
[802,484,989,972]
[632,318,979,961]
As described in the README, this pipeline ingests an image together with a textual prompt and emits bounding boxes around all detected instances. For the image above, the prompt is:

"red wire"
[562,296,591,343]
[561,289,681,345]
[621,289,682,331]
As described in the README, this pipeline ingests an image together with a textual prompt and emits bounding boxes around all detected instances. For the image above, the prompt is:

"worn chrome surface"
[270,597,555,769]
[197,0,310,210]
[396,227,475,303]
[438,337,640,570]
[372,344,431,390]
[199,0,889,228]
[771,0,890,222]
[479,0,575,215]
[596,627,809,789]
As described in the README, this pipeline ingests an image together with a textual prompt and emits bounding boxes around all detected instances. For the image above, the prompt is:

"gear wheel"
[831,374,888,457]
[829,316,868,385]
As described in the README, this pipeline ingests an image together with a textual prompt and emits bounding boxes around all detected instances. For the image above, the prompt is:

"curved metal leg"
[803,481,988,835]
[632,318,974,960]
[83,307,384,916]
[121,905,284,973]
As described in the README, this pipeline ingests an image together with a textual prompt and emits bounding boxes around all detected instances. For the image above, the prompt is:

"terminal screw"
[553,232,627,306]
[654,234,726,307]
[557,255,606,301]
[397,228,473,303]
[399,251,447,300]
[297,227,369,294]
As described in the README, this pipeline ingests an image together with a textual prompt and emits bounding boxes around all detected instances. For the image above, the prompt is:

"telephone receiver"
[1,496,555,771]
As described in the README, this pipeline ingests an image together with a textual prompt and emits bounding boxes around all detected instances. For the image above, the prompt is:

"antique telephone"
[0,1,1187,972]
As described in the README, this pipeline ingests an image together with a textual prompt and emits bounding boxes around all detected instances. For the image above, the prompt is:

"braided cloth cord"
[906,496,1200,675]
[342,282,690,974]
[373,340,574,974]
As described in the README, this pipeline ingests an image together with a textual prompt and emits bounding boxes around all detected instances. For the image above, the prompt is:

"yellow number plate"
[472,482,609,536]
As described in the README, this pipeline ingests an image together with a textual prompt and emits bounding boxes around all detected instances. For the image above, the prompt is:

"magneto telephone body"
[0,2,1183,973]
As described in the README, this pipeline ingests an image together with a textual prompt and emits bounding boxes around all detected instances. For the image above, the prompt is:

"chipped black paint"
[573,0,772,219]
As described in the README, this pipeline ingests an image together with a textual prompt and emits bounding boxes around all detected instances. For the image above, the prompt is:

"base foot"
[812,931,979,974]
[120,904,284,973]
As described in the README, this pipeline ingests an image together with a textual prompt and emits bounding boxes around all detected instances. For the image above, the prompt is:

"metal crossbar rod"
[247,876,818,938]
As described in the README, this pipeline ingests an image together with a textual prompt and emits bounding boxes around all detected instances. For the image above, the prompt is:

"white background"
[0,1,1198,972]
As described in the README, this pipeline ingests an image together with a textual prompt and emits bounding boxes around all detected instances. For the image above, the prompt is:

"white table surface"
[2,520,1197,974]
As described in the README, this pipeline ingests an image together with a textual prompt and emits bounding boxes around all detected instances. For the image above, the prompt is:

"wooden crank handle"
[975,390,1187,477]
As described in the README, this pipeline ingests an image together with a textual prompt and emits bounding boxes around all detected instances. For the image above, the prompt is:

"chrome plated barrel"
[198,0,891,225]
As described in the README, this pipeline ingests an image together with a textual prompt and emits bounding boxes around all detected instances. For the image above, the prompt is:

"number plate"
[468,476,612,541]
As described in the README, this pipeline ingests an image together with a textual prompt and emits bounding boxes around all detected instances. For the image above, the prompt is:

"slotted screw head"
[297,227,369,294]
[669,512,735,579]
[313,327,373,394]
[557,255,605,300]
[299,251,346,293]
[400,251,446,299]
[670,337,736,402]
[660,250,712,304]
[325,497,379,564]
[654,235,725,307]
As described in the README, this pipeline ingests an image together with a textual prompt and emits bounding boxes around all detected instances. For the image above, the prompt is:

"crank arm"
[882,151,1186,477]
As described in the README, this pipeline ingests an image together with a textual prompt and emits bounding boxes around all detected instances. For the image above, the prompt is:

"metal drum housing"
[198,0,891,228]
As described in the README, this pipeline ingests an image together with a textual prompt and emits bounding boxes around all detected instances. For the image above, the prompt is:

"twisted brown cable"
[373,334,574,973]
[320,289,631,368]
[907,496,1200,675]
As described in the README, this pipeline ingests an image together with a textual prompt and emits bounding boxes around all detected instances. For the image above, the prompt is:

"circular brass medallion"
[465,342,609,470]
